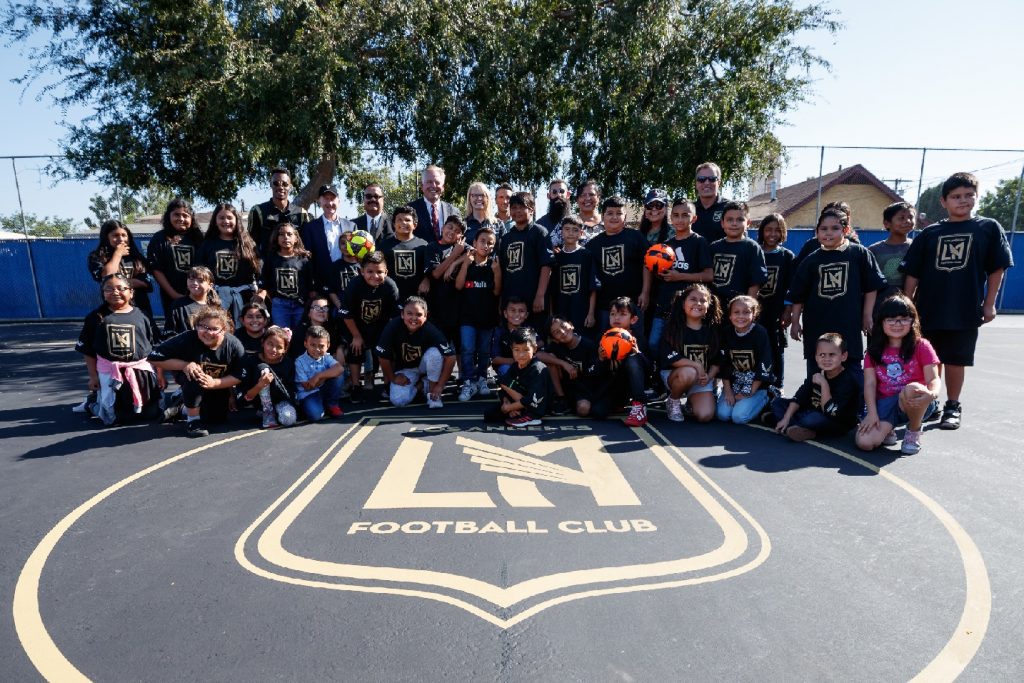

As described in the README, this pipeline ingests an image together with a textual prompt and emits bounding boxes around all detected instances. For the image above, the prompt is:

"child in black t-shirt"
[237,302,270,357]
[766,332,860,441]
[375,296,457,408]
[147,198,204,316]
[426,215,471,352]
[379,205,430,305]
[498,192,555,329]
[586,196,651,331]
[708,201,768,311]
[589,297,651,427]
[755,212,794,390]
[259,223,314,331]
[659,283,721,424]
[552,215,599,337]
[199,203,265,327]
[899,172,1013,430]
[75,273,161,426]
[490,297,530,377]
[238,325,298,429]
[484,327,551,428]
[88,219,156,322]
[716,295,773,424]
[148,306,246,437]
[339,251,402,402]
[537,316,598,417]
[454,226,502,401]
[165,266,224,338]
[325,233,363,309]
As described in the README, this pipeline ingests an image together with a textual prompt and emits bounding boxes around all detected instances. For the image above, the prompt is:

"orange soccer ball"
[644,243,676,274]
[600,327,636,361]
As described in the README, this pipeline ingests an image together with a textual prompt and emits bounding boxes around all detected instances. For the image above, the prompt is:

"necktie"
[431,203,439,239]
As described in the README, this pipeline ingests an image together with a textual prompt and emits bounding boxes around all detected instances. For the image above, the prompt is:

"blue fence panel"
[31,238,107,318]
[0,240,44,318]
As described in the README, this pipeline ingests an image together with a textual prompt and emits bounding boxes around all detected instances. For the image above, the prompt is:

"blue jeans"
[272,297,305,332]
[716,389,768,424]
[770,397,846,436]
[460,325,493,383]
[649,317,667,355]
[299,375,343,421]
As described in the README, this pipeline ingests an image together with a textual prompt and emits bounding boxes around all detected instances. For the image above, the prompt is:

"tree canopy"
[3,0,838,206]
[0,212,74,236]
[979,176,1023,232]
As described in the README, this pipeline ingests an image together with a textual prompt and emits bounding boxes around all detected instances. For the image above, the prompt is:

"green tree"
[0,212,75,236]
[342,166,422,216]
[979,176,1023,232]
[916,183,947,226]
[3,0,838,206]
[84,185,178,228]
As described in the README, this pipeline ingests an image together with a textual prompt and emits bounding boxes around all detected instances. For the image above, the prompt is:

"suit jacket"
[352,213,394,243]
[409,197,460,243]
[301,215,355,292]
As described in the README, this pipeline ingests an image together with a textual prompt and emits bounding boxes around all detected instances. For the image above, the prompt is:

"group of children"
[75,171,1012,455]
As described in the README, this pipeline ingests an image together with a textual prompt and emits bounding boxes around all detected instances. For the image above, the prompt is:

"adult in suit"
[301,184,354,293]
[409,164,461,243]
[351,183,393,242]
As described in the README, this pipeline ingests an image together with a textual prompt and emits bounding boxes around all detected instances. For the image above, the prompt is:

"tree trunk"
[295,154,338,210]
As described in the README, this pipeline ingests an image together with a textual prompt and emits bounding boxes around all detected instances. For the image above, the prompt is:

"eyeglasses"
[550,188,568,195]
[271,180,291,188]
[363,194,383,200]
[696,175,719,183]
[197,324,225,334]
[469,193,487,199]
[645,203,666,210]
[103,286,131,293]
[310,305,330,312]
[883,317,913,326]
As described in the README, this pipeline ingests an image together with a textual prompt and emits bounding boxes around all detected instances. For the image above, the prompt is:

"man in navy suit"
[410,165,461,243]
[301,184,355,294]
[351,182,394,242]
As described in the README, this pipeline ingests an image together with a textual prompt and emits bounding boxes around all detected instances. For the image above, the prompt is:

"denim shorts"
[873,393,940,426]
[660,369,716,395]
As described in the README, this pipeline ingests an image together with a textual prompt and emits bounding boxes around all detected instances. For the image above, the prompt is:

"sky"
[0,0,1021,230]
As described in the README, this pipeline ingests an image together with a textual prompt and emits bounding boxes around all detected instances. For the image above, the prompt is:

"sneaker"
[326,405,344,418]
[349,385,366,404]
[458,381,478,402]
[261,412,280,429]
[624,401,648,427]
[901,429,922,455]
[666,398,684,423]
[506,414,542,428]
[72,392,97,413]
[424,379,444,409]
[882,429,899,447]
[550,395,570,416]
[476,377,491,397]
[759,410,777,428]
[785,425,816,442]
[939,400,961,430]
[186,419,209,438]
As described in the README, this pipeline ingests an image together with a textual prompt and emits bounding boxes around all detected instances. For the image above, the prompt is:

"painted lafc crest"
[239,417,769,627]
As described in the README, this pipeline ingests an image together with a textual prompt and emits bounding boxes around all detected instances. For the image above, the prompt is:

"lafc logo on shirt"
[601,245,624,275]
[216,252,238,279]
[106,324,135,359]
[713,254,736,285]
[361,300,381,324]
[760,266,779,296]
[560,264,580,293]
[505,242,524,273]
[276,268,299,296]
[394,251,415,277]
[713,211,724,222]
[201,362,228,379]
[683,344,708,370]
[730,350,754,373]
[402,343,423,364]
[172,244,194,272]
[935,234,972,272]
[817,262,849,300]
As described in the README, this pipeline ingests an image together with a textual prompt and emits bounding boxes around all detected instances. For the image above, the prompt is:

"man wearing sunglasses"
[248,167,311,257]
[692,162,728,244]
[351,183,394,242]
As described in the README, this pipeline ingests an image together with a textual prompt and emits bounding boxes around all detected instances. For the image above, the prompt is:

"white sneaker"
[424,378,443,409]
[476,377,491,397]
[458,381,478,402]
[882,429,898,447]
[666,398,684,422]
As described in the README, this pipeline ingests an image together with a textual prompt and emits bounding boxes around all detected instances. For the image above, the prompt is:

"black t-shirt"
[146,230,201,296]
[544,335,598,377]
[260,253,313,301]
[787,241,885,361]
[380,236,429,304]
[375,318,455,370]
[500,358,551,416]
[659,323,720,373]
[248,200,310,257]
[791,367,860,429]
[491,323,518,363]
[165,297,207,336]
[87,251,154,315]
[899,217,1014,330]
[792,232,862,272]
[459,257,499,328]
[693,197,727,244]
[325,259,362,297]
[499,223,555,302]
[758,246,796,326]
[586,228,649,307]
[76,305,155,361]
[198,238,258,287]
[719,323,773,392]
[553,247,600,330]
[239,353,296,396]
[655,233,713,316]
[340,276,402,336]
[238,331,264,357]
[709,238,768,305]
[425,241,462,327]
[148,330,247,381]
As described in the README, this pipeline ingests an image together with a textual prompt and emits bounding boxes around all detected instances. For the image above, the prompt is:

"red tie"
[431,203,439,238]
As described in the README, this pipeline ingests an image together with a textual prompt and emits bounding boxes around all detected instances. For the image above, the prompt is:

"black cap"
[318,184,339,198]
[644,188,668,206]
